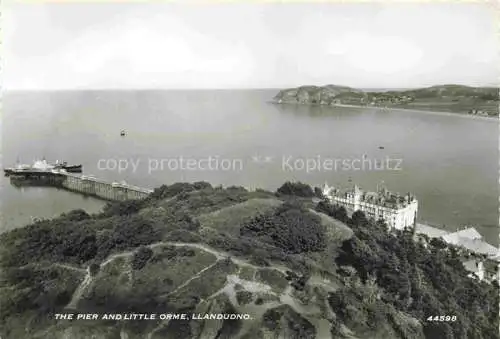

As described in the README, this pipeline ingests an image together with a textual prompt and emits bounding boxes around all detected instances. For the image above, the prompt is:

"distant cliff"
[273,84,499,116]
[273,84,368,106]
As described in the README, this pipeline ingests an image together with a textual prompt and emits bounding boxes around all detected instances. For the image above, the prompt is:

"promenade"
[415,223,449,238]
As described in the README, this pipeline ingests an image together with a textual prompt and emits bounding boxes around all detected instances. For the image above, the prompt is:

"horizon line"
[3,83,498,92]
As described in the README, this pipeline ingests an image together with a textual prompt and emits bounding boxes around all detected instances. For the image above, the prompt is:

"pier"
[8,170,153,202]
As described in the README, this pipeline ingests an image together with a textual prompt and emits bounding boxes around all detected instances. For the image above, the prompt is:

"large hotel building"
[322,183,418,230]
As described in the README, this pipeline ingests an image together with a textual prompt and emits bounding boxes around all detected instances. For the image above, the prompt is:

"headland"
[272,84,499,118]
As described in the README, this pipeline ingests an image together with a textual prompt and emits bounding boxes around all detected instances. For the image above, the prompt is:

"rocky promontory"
[272,84,499,116]
[273,84,368,106]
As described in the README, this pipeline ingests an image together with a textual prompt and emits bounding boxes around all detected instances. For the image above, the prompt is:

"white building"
[463,259,485,281]
[322,183,418,230]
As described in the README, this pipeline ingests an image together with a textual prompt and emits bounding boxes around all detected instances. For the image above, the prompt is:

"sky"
[2,2,499,89]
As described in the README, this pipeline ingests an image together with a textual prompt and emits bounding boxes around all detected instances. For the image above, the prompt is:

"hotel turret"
[322,183,418,230]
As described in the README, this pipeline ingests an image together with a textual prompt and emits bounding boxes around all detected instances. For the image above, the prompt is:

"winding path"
[54,263,87,274]
[67,239,337,308]
[66,268,91,309]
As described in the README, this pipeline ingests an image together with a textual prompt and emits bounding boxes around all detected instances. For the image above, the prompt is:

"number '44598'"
[426,315,457,322]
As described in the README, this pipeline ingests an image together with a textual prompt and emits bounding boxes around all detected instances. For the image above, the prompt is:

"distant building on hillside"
[415,225,499,283]
[322,183,418,230]
[483,259,500,283]
[440,227,499,283]
[463,259,485,281]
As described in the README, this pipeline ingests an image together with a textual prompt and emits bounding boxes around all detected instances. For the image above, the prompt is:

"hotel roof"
[323,183,416,209]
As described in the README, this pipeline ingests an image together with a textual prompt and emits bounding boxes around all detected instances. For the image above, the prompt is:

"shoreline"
[271,101,498,121]
[340,104,498,121]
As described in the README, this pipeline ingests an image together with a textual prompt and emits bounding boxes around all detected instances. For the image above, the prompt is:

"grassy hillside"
[0,181,497,338]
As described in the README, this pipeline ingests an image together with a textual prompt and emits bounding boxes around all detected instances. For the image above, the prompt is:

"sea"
[1,89,498,245]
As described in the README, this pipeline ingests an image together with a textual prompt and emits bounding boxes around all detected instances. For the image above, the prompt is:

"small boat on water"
[378,146,385,150]
[120,130,126,137]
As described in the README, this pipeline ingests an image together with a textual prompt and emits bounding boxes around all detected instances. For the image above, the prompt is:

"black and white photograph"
[1,1,499,339]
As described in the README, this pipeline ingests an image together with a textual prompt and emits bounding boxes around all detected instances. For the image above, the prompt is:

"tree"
[240,203,326,254]
[102,200,144,216]
[276,181,314,197]
[314,201,349,223]
[350,210,368,227]
[423,322,454,339]
[313,187,324,198]
[333,206,349,223]
[63,209,91,221]
[89,263,100,276]
[429,237,448,249]
[131,246,154,270]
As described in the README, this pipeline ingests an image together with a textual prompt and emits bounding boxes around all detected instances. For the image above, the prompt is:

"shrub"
[240,203,326,254]
[131,246,154,270]
[101,200,144,217]
[63,209,91,221]
[276,181,315,197]
[89,263,100,276]
[236,291,253,305]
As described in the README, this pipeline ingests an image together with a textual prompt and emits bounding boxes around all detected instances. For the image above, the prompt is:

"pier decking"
[8,170,153,201]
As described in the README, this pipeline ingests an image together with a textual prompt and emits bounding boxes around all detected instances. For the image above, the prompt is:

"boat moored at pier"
[53,161,83,173]
[4,159,83,176]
